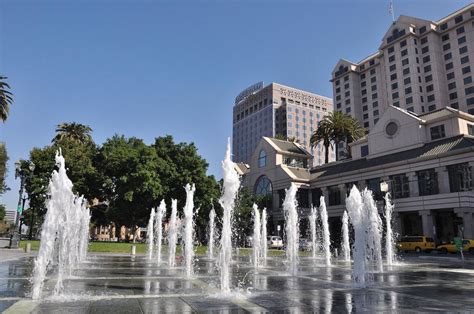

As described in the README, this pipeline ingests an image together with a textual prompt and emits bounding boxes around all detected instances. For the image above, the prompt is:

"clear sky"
[0,0,471,210]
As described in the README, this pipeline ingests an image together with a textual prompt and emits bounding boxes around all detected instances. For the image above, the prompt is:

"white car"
[267,236,283,249]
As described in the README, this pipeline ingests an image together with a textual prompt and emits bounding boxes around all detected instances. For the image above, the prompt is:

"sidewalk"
[0,248,35,263]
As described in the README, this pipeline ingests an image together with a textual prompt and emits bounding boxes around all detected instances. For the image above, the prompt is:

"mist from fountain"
[341,210,351,262]
[155,200,166,265]
[31,150,90,300]
[283,183,299,275]
[320,196,331,266]
[218,139,240,292]
[261,208,268,262]
[168,199,178,267]
[309,205,318,259]
[363,189,383,273]
[183,183,196,278]
[384,193,395,265]
[252,204,261,269]
[147,208,156,260]
[207,206,216,259]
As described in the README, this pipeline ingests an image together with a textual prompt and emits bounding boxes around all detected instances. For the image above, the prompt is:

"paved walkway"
[1,253,474,313]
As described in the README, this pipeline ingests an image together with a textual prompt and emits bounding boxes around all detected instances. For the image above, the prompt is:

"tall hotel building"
[331,4,474,130]
[232,82,333,165]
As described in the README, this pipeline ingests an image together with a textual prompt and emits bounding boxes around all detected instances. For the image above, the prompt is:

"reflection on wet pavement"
[1,254,474,313]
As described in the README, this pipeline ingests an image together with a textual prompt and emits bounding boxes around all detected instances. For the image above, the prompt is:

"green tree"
[153,135,221,231]
[0,76,13,122]
[98,135,164,232]
[0,143,8,195]
[0,204,5,221]
[233,186,267,246]
[52,122,93,144]
[23,136,101,238]
[310,120,332,164]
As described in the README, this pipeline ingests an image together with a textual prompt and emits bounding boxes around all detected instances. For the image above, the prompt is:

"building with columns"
[239,106,474,244]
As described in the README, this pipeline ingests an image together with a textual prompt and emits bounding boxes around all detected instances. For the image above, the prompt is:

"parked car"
[267,236,283,249]
[299,238,312,251]
[437,239,474,254]
[396,236,435,253]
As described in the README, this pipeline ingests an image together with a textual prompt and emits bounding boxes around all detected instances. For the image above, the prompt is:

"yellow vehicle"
[396,236,435,253]
[437,239,474,254]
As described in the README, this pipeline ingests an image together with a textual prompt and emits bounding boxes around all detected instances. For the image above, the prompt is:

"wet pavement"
[1,253,474,313]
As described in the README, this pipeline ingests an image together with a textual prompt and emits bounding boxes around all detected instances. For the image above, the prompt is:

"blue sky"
[0,0,471,210]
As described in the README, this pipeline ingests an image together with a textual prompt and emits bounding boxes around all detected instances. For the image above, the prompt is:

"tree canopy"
[0,76,13,122]
[23,126,221,234]
[52,122,93,144]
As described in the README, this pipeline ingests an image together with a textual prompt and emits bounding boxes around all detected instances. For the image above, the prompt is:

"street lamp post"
[9,161,35,249]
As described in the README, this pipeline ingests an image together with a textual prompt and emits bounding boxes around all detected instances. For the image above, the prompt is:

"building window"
[446,62,454,70]
[430,124,445,140]
[468,124,474,135]
[370,69,375,75]
[255,175,273,197]
[406,96,413,104]
[456,26,465,34]
[391,73,397,81]
[419,26,426,33]
[428,104,436,111]
[427,94,435,102]
[449,92,457,100]
[423,65,431,73]
[405,87,412,94]
[445,53,452,61]
[391,82,398,90]
[389,64,396,72]
[401,49,408,57]
[440,23,448,30]
[420,37,427,44]
[460,46,468,54]
[458,36,466,44]
[442,34,449,41]
[443,43,451,51]
[447,72,455,80]
[462,66,471,75]
[464,76,472,85]
[448,164,473,192]
[403,68,410,75]
[455,15,463,24]
[390,174,410,199]
[361,145,369,157]
[466,86,474,95]
[426,75,433,82]
[258,149,267,168]
[389,55,395,63]
[328,186,341,206]
[297,189,309,208]
[366,178,383,200]
[418,169,439,196]
[388,46,394,54]
[461,56,470,64]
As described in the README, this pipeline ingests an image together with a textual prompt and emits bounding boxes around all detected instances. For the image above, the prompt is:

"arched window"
[258,149,267,168]
[255,175,272,196]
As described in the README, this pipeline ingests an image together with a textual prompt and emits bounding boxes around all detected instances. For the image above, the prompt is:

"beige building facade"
[332,4,474,133]
[232,82,333,166]
[239,106,474,244]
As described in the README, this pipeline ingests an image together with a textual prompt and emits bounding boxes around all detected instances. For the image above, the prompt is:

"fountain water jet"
[341,210,351,262]
[183,183,196,278]
[283,183,299,275]
[346,186,366,284]
[309,206,318,259]
[168,199,178,267]
[207,206,216,259]
[147,208,156,260]
[384,193,395,265]
[363,189,383,273]
[320,196,331,266]
[30,150,90,300]
[261,208,268,262]
[218,139,240,292]
[252,204,261,268]
[155,200,166,265]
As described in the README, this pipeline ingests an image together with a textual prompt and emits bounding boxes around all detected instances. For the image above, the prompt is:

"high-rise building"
[232,82,333,165]
[331,3,474,131]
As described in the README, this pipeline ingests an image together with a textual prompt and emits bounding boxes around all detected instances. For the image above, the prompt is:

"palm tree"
[0,76,13,122]
[311,112,365,163]
[52,122,93,144]
[342,116,365,158]
[310,120,332,164]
